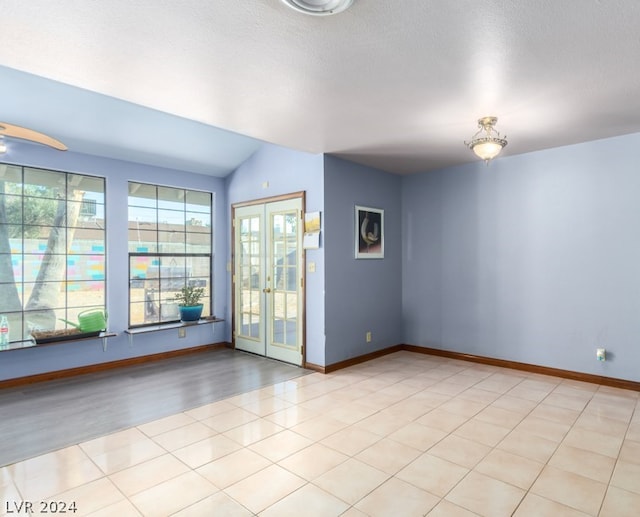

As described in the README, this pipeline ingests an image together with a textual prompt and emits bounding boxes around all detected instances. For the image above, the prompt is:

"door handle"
[263,288,272,293]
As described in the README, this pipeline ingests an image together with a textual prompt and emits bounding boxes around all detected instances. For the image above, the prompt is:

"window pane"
[128,182,157,208]
[158,209,185,227]
[130,285,145,303]
[130,255,155,279]
[186,212,210,233]
[186,190,211,213]
[187,256,210,278]
[67,281,105,308]
[160,256,186,281]
[67,174,105,200]
[24,168,65,199]
[23,254,45,282]
[160,276,186,292]
[157,186,184,210]
[129,206,157,229]
[23,197,63,227]
[130,301,154,326]
[0,253,22,284]
[128,182,212,326]
[2,166,107,339]
[158,232,186,253]
[2,224,22,243]
[23,281,66,309]
[26,308,66,331]
[0,195,22,225]
[23,226,67,253]
[129,229,158,253]
[144,259,162,279]
[128,252,211,325]
[0,282,21,312]
[0,164,23,193]
[187,276,208,288]
[3,311,23,341]
[160,299,180,321]
[69,233,106,254]
[68,255,105,281]
[67,201,105,228]
[186,232,211,253]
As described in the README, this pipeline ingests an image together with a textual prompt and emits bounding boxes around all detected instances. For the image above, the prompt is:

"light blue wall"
[226,143,326,365]
[5,130,640,383]
[324,156,403,365]
[0,141,228,381]
[402,133,640,382]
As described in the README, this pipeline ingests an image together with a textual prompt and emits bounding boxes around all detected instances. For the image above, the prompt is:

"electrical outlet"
[366,331,372,343]
[178,327,186,338]
[596,348,606,361]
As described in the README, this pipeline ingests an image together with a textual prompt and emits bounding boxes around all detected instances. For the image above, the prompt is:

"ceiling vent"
[281,0,354,16]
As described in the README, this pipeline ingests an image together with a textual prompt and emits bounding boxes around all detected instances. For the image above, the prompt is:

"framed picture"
[355,205,384,259]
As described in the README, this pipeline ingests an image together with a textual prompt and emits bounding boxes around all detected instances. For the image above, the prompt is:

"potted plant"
[173,285,205,322]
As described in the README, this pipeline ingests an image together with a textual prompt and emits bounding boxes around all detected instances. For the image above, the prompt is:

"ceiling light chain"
[465,116,508,164]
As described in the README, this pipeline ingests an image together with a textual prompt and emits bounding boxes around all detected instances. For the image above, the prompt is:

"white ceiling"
[1,0,640,176]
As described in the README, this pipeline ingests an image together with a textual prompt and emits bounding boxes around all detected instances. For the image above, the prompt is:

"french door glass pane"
[238,215,261,339]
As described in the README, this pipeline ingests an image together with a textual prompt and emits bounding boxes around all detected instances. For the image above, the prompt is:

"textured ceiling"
[1,0,640,175]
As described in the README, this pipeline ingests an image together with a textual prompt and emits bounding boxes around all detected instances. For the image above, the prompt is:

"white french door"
[233,197,304,366]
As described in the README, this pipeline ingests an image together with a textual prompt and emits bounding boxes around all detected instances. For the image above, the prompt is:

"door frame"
[231,191,306,367]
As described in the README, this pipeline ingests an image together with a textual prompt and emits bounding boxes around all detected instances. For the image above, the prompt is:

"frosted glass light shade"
[465,116,508,164]
[471,140,503,161]
[281,0,354,15]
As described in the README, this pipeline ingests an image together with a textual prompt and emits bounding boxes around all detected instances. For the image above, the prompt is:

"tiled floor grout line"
[263,366,521,514]
[510,386,583,517]
[3,353,638,516]
[595,402,639,517]
[573,388,609,517]
[430,373,547,517]
[222,361,454,513]
[311,363,628,516]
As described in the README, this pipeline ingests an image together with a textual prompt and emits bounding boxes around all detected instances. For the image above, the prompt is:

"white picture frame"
[355,205,384,259]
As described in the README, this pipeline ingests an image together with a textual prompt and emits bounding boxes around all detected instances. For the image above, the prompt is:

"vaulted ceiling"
[2,0,640,176]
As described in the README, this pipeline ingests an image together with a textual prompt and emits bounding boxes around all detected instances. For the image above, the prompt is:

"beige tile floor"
[1,351,639,516]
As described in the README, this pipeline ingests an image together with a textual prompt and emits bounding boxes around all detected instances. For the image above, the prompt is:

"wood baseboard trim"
[402,344,640,392]
[0,342,232,389]
[303,362,325,374]
[317,343,639,391]
[5,341,636,393]
[314,345,404,374]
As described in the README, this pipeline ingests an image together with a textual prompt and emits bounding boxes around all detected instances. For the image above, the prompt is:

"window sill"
[124,318,224,345]
[0,332,118,353]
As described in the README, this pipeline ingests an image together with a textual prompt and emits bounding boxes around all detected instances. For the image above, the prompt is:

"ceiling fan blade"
[0,122,67,151]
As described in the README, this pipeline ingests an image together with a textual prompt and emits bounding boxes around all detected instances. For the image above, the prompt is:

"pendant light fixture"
[281,0,354,16]
[465,116,508,164]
